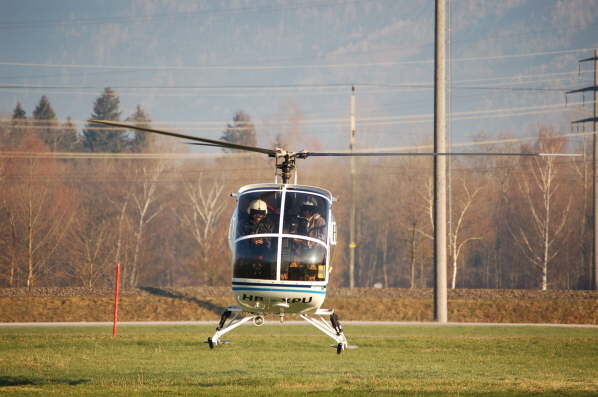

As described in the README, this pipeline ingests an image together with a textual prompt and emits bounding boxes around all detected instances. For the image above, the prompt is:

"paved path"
[1,321,597,328]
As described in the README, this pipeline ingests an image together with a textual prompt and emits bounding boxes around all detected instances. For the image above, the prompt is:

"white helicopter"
[92,119,563,354]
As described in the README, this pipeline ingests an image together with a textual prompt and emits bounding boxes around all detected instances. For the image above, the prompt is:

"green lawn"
[0,323,597,396]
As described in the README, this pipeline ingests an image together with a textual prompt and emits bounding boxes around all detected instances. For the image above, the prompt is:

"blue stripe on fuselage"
[232,287,326,294]
[232,281,316,288]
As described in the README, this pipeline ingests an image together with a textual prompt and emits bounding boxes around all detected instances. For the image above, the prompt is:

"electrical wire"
[0,129,589,161]
[0,48,592,72]
[0,0,379,30]
[1,99,592,135]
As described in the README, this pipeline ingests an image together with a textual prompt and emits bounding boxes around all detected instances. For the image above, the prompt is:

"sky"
[1,0,597,153]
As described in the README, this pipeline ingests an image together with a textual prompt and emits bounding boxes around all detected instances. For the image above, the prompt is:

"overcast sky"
[1,0,597,152]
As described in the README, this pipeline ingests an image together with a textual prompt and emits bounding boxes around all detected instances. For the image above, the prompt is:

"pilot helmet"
[300,199,317,213]
[247,199,268,216]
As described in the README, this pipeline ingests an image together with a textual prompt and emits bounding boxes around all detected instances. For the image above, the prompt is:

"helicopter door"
[280,191,329,282]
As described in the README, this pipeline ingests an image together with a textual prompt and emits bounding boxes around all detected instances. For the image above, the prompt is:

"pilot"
[241,199,273,241]
[240,199,273,278]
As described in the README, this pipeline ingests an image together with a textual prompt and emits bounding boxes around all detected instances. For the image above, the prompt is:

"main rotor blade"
[90,120,277,156]
[187,143,226,148]
[305,151,580,157]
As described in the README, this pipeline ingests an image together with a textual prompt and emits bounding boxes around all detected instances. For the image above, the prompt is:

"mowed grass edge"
[0,324,597,396]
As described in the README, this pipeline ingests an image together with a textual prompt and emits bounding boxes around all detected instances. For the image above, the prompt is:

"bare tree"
[127,159,167,287]
[509,127,572,290]
[4,138,77,287]
[176,175,226,285]
[66,158,134,288]
[403,173,434,288]
[448,176,483,289]
[0,155,19,287]
[65,216,116,288]
[113,198,130,270]
[0,208,19,287]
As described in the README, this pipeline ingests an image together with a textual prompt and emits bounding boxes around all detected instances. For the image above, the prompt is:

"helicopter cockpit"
[230,184,335,283]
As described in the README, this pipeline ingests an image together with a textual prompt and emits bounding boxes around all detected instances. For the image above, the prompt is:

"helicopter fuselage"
[229,183,336,315]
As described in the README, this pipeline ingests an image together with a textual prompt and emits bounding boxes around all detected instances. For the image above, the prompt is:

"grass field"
[1,323,597,396]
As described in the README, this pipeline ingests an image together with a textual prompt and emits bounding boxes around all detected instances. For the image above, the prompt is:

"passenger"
[299,199,326,245]
[286,199,326,281]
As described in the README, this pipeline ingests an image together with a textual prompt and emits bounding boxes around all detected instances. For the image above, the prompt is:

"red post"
[113,263,121,337]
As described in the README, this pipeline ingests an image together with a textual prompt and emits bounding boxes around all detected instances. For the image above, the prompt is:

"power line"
[0,48,592,72]
[455,70,593,85]
[1,130,588,161]
[0,71,589,96]
[0,0,375,30]
[14,100,589,125]
[1,100,591,134]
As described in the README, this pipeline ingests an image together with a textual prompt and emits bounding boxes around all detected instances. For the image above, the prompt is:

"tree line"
[0,88,593,290]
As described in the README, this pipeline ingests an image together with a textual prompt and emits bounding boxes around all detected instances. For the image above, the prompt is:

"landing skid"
[205,306,251,349]
[205,307,351,354]
[299,309,349,354]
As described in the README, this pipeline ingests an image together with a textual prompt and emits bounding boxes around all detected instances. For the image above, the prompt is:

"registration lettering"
[239,294,313,304]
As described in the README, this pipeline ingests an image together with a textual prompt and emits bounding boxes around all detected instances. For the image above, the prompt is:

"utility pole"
[567,49,598,290]
[349,85,357,289]
[434,0,448,321]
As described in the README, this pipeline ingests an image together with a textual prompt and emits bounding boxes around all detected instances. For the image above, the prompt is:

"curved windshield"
[236,191,281,238]
[233,237,278,280]
[280,237,326,281]
[282,192,329,243]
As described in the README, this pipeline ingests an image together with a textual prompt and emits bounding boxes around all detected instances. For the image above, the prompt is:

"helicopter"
[91,119,568,354]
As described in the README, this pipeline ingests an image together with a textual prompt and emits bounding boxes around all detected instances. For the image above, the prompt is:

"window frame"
[232,185,333,284]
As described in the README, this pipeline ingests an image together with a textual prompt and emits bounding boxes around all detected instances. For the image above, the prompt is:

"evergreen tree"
[82,88,126,152]
[32,96,59,150]
[33,96,56,120]
[12,102,26,120]
[127,105,153,152]
[220,111,257,151]
[60,117,81,151]
[6,102,28,145]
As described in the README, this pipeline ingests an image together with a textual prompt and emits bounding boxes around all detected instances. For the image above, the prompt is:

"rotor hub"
[273,149,307,184]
